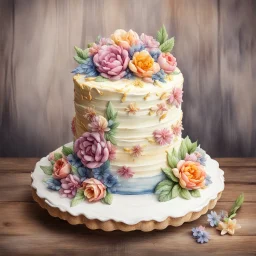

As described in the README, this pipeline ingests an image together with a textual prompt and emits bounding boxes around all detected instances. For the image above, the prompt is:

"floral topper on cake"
[72,25,179,83]
[155,136,211,202]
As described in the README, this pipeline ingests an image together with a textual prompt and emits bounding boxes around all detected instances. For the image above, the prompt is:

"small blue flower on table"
[192,226,210,244]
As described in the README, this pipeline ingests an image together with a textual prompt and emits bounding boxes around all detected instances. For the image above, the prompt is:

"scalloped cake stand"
[31,143,225,232]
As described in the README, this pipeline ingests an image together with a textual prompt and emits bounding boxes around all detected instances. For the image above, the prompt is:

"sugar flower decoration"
[184,153,198,162]
[107,141,117,161]
[111,29,140,49]
[125,102,140,115]
[59,174,82,199]
[131,145,143,158]
[167,87,183,108]
[93,44,130,80]
[171,121,183,136]
[158,53,177,74]
[216,219,241,236]
[103,173,119,192]
[207,211,221,227]
[172,160,206,190]
[205,174,212,186]
[89,115,110,133]
[129,50,160,83]
[153,128,173,146]
[83,107,96,121]
[192,226,210,244]
[67,153,83,168]
[219,210,228,221]
[74,132,110,169]
[45,178,61,191]
[155,102,168,116]
[117,166,134,179]
[140,33,160,50]
[82,178,106,202]
[53,158,71,179]
[72,57,98,77]
[194,147,207,166]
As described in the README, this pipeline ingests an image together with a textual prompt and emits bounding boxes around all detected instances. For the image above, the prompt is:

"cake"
[31,26,224,231]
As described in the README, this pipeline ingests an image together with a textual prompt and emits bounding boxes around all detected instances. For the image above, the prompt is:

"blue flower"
[205,174,212,186]
[192,226,210,244]
[124,68,135,79]
[45,178,61,191]
[92,161,111,181]
[207,211,220,227]
[195,147,207,166]
[103,173,119,192]
[152,69,166,83]
[149,49,161,61]
[67,154,83,168]
[129,44,145,58]
[77,166,92,181]
[71,57,99,77]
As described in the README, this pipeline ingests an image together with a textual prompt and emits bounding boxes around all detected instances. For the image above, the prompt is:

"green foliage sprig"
[74,46,90,64]
[157,25,175,53]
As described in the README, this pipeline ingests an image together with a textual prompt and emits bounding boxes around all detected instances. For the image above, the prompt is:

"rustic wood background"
[0,0,255,157]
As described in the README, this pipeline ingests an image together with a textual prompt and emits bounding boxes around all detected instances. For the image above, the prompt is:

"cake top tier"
[72,25,179,84]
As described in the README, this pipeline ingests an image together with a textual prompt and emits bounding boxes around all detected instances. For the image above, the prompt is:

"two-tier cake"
[31,26,224,231]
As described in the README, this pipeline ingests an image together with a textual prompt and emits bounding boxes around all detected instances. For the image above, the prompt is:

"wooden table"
[0,158,255,256]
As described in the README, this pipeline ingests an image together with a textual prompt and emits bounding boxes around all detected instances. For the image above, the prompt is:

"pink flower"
[117,166,134,179]
[140,33,160,50]
[83,107,96,121]
[158,53,177,74]
[185,153,198,162]
[93,44,130,80]
[172,121,183,136]
[88,115,110,133]
[153,128,173,146]
[107,141,117,161]
[167,87,183,108]
[74,132,110,168]
[82,178,106,202]
[131,145,143,158]
[71,116,76,136]
[156,102,168,116]
[53,158,71,179]
[89,38,114,55]
[48,152,55,161]
[59,174,81,199]
[173,160,206,190]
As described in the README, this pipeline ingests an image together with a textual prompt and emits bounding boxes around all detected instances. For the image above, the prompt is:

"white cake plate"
[31,142,225,232]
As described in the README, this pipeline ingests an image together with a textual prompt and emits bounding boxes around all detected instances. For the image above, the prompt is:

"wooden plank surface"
[0,0,255,158]
[0,158,256,255]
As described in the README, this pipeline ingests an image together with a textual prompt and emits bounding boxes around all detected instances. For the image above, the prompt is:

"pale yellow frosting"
[73,70,184,178]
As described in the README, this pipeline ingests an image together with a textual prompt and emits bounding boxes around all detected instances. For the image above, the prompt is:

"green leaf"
[171,184,181,199]
[87,42,94,48]
[167,152,179,168]
[109,121,120,130]
[71,189,85,207]
[62,145,73,156]
[156,25,168,45]
[106,101,118,121]
[95,76,109,82]
[159,189,172,202]
[105,132,117,145]
[180,188,191,200]
[178,140,188,160]
[171,70,181,75]
[73,55,86,64]
[101,190,113,205]
[40,165,53,175]
[155,179,174,194]
[189,142,198,154]
[50,160,55,165]
[184,136,192,149]
[190,189,201,198]
[74,46,89,60]
[71,165,78,175]
[54,153,63,161]
[160,37,175,53]
[161,168,179,182]
[229,193,244,217]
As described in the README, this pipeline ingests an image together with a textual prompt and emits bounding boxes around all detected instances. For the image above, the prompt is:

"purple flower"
[45,178,61,191]
[74,132,110,169]
[59,174,81,199]
[192,226,210,244]
[207,211,221,227]
[140,33,160,50]
[93,44,130,80]
[185,153,198,162]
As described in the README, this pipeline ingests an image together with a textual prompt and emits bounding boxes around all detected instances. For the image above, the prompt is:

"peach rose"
[111,29,139,49]
[129,50,160,83]
[82,178,106,202]
[53,158,71,179]
[172,160,206,190]
[158,52,177,74]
